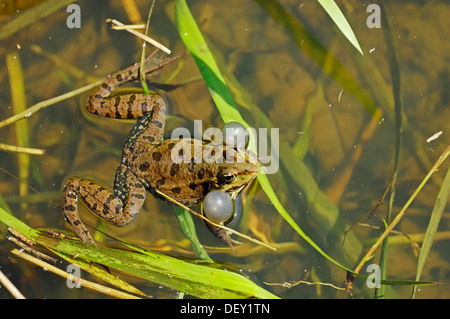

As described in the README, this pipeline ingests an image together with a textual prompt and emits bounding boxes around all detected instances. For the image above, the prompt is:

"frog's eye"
[218,172,237,185]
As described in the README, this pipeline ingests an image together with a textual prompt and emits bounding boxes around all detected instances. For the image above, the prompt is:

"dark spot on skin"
[178,148,184,157]
[131,193,145,200]
[73,219,82,226]
[168,142,175,149]
[114,96,121,107]
[189,182,197,190]
[101,83,112,91]
[156,178,165,187]
[152,151,162,161]
[172,187,181,194]
[66,192,77,199]
[152,142,162,148]
[126,107,134,119]
[202,182,212,196]
[154,120,163,128]
[94,94,103,99]
[116,74,123,82]
[139,161,151,172]
[65,205,76,212]
[102,207,110,216]
[197,168,205,180]
[170,163,180,176]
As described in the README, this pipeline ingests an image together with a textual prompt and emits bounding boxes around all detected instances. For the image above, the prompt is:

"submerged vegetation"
[0,0,449,299]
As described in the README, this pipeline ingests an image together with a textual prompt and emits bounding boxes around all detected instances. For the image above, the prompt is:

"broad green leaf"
[412,165,450,298]
[0,207,278,299]
[173,206,213,262]
[317,0,363,54]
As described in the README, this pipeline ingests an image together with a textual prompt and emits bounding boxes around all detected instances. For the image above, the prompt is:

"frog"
[63,50,258,250]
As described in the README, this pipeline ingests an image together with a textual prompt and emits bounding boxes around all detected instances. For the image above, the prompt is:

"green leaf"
[412,165,450,298]
[0,206,278,299]
[317,0,363,54]
[175,1,241,122]
[173,206,213,262]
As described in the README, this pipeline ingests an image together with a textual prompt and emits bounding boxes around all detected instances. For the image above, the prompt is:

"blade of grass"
[51,249,150,298]
[0,269,25,299]
[139,0,157,95]
[411,164,450,298]
[0,208,39,240]
[11,249,142,299]
[0,207,278,299]
[107,18,171,55]
[174,0,250,127]
[7,49,30,210]
[376,6,404,298]
[0,80,102,129]
[173,206,213,262]
[42,235,279,299]
[353,145,450,276]
[0,143,45,155]
[317,0,363,54]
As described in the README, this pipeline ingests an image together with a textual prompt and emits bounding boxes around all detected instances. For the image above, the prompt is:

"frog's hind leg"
[63,174,146,244]
[86,50,177,120]
[121,99,166,153]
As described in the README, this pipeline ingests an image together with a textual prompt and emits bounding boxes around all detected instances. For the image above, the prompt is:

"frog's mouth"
[228,173,258,199]
[228,184,246,200]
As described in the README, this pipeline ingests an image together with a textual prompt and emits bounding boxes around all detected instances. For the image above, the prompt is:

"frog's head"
[213,147,259,197]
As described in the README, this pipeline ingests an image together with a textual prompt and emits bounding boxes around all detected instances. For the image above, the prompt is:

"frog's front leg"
[63,169,146,244]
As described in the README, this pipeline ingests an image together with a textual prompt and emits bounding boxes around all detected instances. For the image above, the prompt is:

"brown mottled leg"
[63,174,146,244]
[85,51,171,153]
[86,50,177,120]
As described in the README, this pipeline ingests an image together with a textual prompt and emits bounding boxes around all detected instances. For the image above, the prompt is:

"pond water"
[0,0,449,299]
